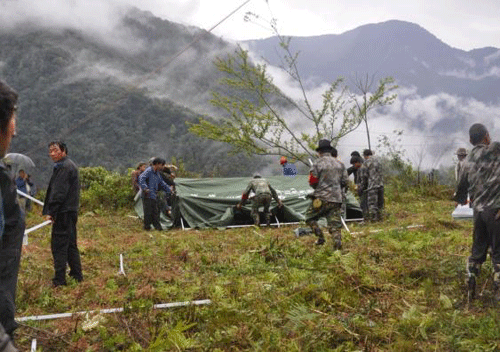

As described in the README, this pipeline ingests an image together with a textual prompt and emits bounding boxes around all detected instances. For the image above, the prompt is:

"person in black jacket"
[0,80,25,343]
[42,141,83,287]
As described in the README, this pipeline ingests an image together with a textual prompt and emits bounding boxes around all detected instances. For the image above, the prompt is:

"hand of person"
[45,215,53,223]
[236,203,242,210]
[278,200,283,208]
[144,188,150,194]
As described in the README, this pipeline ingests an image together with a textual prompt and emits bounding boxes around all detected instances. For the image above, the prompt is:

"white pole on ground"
[275,216,280,228]
[25,220,52,235]
[17,299,212,322]
[31,339,37,352]
[16,190,44,206]
[118,254,126,276]
[340,216,350,233]
[350,224,424,236]
[180,217,185,231]
[23,220,52,246]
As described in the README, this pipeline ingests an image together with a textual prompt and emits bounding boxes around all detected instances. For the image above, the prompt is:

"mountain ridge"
[245,19,500,103]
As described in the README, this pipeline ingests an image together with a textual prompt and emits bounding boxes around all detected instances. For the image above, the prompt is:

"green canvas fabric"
[134,175,362,229]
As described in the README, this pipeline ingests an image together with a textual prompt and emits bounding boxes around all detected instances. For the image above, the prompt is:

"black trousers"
[0,217,24,336]
[469,208,500,266]
[51,211,83,286]
[143,197,162,230]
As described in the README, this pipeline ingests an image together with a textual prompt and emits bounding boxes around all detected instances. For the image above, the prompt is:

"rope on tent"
[17,299,212,322]
[275,216,280,228]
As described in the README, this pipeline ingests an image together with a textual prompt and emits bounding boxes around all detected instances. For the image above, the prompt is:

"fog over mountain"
[1,0,498,175]
[245,20,500,167]
[0,3,270,184]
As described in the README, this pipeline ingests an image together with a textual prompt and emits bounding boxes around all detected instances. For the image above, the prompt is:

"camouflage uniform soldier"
[359,149,384,221]
[238,174,283,226]
[306,140,348,250]
[350,155,367,217]
[455,123,500,301]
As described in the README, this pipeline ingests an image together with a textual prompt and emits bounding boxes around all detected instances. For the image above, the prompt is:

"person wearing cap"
[280,156,297,177]
[455,148,468,181]
[237,174,283,226]
[359,149,384,222]
[305,139,347,249]
[455,123,500,301]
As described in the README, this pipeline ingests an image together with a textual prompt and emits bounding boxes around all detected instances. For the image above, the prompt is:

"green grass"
[15,185,500,351]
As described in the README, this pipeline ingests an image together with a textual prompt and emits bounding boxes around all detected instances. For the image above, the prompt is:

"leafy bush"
[79,166,133,211]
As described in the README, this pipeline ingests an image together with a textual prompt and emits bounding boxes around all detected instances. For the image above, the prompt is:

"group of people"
[131,159,176,231]
[348,150,384,222]
[235,140,384,250]
[3,69,493,348]
[0,80,84,348]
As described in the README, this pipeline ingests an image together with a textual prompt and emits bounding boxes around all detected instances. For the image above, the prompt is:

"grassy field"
[14,184,500,351]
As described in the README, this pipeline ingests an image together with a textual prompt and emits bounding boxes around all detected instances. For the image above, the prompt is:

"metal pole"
[340,216,350,233]
[16,189,44,206]
[17,299,212,322]
[118,254,126,276]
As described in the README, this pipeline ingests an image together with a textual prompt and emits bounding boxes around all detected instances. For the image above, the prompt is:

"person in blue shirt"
[138,157,172,231]
[14,169,27,211]
[280,156,297,177]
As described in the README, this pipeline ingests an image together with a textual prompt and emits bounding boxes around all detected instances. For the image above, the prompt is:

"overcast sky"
[1,0,498,50]
[123,0,500,51]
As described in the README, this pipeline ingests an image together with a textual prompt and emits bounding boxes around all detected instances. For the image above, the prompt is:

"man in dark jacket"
[0,80,25,345]
[42,141,82,287]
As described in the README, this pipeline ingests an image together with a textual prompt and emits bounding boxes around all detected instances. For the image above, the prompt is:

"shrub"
[79,167,133,211]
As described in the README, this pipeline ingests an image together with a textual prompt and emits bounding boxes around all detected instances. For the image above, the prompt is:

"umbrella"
[3,153,36,175]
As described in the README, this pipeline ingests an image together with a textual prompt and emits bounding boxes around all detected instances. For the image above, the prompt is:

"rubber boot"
[467,262,480,301]
[493,264,500,302]
[252,213,260,227]
[332,232,342,250]
[313,227,325,245]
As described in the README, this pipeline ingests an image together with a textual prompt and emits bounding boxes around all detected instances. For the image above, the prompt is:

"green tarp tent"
[134,175,363,229]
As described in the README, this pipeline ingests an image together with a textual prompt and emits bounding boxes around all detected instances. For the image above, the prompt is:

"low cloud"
[249,53,500,169]
[439,66,500,80]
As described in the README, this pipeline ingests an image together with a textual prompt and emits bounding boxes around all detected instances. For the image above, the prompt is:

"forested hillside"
[0,9,267,185]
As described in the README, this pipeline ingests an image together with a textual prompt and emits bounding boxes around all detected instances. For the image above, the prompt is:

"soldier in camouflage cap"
[359,149,384,222]
[237,174,283,226]
[455,123,500,301]
[305,140,348,250]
